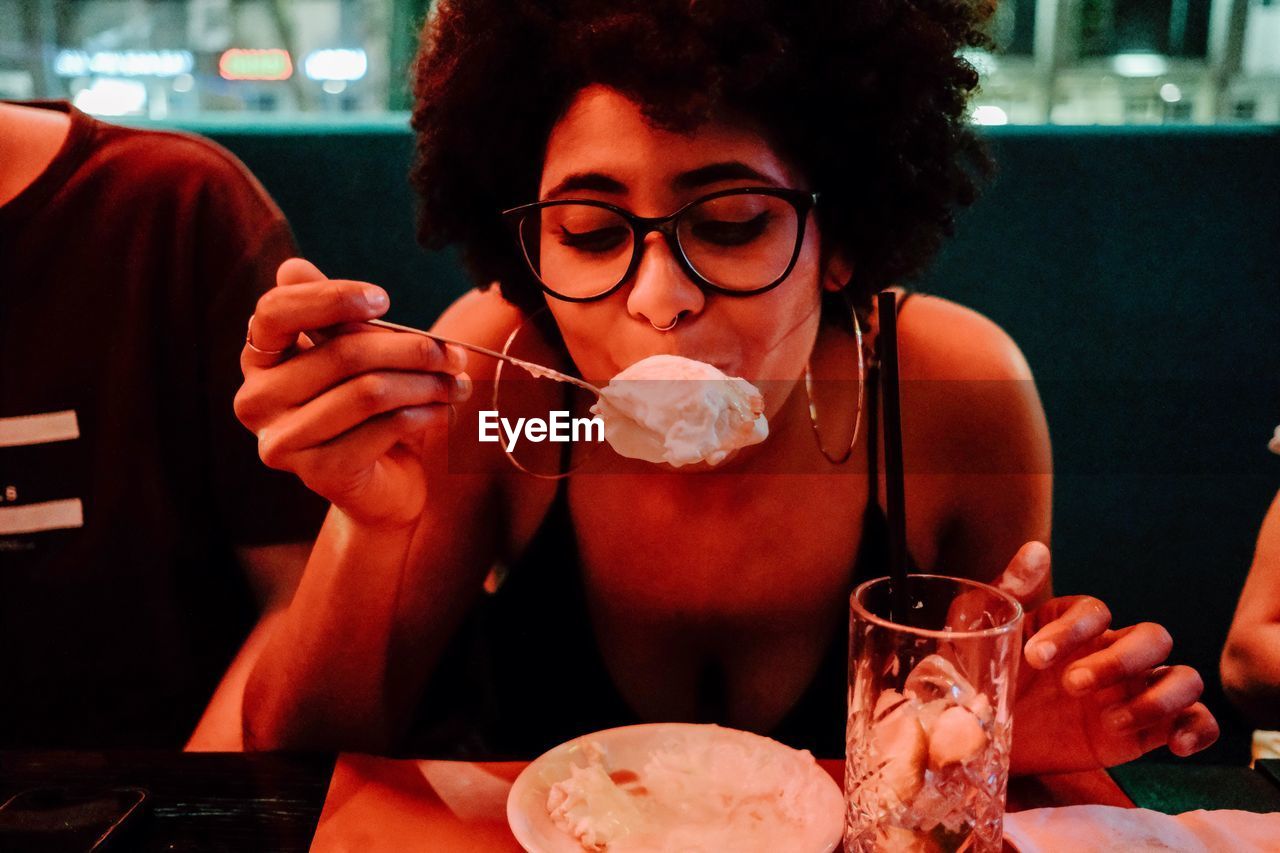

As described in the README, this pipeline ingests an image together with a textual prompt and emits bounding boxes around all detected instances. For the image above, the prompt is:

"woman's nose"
[625,231,705,329]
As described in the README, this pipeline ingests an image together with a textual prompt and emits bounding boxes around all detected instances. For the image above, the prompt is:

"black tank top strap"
[867,361,880,509]
[865,288,917,511]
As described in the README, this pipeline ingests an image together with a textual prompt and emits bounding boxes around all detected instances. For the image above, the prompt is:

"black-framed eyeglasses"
[500,187,819,303]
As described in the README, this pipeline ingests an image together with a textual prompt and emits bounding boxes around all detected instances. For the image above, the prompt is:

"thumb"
[994,541,1051,605]
[277,257,329,287]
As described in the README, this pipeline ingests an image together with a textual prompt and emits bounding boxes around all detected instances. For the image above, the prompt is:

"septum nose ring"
[650,316,679,332]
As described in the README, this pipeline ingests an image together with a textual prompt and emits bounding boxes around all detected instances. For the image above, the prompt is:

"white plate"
[506,722,844,853]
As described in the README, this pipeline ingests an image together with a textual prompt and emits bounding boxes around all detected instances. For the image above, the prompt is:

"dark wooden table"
[2,751,1278,851]
[0,751,335,852]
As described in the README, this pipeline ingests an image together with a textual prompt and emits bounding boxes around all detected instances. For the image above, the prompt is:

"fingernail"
[446,344,468,372]
[1029,641,1056,666]
[1104,706,1133,731]
[1066,668,1094,693]
[1172,727,1203,753]
[1026,542,1050,573]
[365,288,389,311]
[455,372,472,401]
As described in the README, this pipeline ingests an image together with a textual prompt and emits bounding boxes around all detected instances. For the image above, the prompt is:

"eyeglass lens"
[518,193,801,299]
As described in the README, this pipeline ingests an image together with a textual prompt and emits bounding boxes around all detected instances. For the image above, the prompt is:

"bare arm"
[186,542,311,751]
[241,472,504,751]
[1222,491,1280,728]
[233,264,522,751]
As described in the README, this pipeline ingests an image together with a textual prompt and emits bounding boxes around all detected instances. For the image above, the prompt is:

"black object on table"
[0,752,334,853]
[1110,761,1280,815]
[1256,759,1280,791]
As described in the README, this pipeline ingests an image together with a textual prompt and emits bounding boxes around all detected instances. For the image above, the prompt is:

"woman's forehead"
[539,85,801,197]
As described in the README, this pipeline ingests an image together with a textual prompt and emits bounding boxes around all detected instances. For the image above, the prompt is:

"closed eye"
[687,212,771,247]
[558,225,630,253]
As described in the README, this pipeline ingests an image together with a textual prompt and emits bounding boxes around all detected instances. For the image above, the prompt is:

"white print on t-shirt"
[0,409,80,447]
[0,498,83,536]
[0,410,85,536]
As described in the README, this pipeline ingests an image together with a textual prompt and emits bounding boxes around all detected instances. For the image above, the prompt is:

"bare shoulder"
[891,293,1046,456]
[895,293,1034,383]
[893,294,1052,545]
[435,284,525,331]
[428,285,563,529]
[430,286,528,380]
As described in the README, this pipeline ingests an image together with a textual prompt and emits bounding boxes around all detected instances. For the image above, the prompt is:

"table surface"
[1,751,1277,852]
[0,751,335,853]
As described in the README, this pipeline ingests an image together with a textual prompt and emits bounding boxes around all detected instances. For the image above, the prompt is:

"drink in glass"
[844,574,1022,852]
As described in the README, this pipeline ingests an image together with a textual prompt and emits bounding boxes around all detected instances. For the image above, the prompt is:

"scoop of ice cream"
[904,654,979,709]
[870,697,928,805]
[590,355,768,467]
[927,705,989,770]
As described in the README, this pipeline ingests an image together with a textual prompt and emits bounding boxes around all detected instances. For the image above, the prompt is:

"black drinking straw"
[878,291,912,625]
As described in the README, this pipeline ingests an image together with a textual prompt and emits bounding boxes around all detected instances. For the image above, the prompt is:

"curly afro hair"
[410,0,995,316]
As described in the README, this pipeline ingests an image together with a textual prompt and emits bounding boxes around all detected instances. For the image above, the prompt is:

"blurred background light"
[54,50,193,79]
[219,49,293,81]
[960,48,1000,78]
[1112,52,1170,78]
[72,78,147,115]
[304,49,368,82]
[972,105,1010,126]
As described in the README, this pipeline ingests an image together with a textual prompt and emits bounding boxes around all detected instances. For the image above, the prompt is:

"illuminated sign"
[55,50,193,78]
[303,49,368,82]
[219,49,293,81]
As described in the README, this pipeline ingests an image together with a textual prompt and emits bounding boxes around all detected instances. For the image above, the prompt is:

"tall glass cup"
[845,575,1023,852]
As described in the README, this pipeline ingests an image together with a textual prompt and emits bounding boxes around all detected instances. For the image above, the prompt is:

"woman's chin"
[664,438,771,474]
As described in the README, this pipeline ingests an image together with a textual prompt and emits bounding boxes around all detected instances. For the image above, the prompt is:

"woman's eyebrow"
[673,161,778,189]
[544,161,778,199]
[544,172,627,198]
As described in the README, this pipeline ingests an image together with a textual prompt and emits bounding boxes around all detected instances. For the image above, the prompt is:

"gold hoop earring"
[492,306,590,480]
[803,305,865,465]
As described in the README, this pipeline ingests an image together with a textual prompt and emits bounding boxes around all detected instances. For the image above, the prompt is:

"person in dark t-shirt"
[0,100,328,748]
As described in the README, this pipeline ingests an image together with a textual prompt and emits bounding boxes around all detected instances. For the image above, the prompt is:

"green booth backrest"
[197,120,1279,762]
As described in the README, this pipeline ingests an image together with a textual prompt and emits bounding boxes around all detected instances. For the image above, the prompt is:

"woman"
[234,0,1217,770]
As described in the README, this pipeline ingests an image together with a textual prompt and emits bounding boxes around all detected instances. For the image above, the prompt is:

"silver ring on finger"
[246,314,292,357]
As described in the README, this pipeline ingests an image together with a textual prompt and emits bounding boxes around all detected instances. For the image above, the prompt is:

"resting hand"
[234,258,470,529]
[994,543,1219,774]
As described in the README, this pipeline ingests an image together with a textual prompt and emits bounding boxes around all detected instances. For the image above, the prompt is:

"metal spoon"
[367,318,603,395]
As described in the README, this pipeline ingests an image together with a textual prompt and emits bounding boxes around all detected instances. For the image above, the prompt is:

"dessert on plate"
[544,726,834,852]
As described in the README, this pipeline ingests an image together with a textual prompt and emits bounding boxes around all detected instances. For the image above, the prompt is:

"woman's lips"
[614,354,736,377]
[590,355,769,468]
